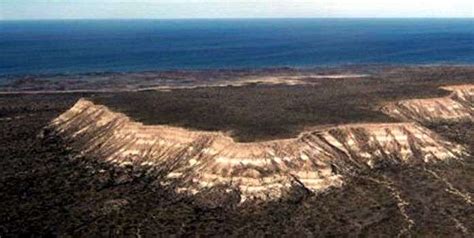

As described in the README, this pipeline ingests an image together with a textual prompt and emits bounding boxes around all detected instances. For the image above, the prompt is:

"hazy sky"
[1,0,473,20]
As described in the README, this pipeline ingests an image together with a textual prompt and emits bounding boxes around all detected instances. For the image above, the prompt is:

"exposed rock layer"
[51,92,467,200]
[382,85,473,123]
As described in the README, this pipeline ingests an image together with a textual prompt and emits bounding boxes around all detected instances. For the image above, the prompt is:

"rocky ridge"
[50,84,473,201]
[382,84,473,123]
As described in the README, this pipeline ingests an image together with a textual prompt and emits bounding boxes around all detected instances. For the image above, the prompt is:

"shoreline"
[1,65,473,94]
[2,63,474,78]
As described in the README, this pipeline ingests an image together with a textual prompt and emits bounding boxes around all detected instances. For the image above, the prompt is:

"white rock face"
[383,85,473,123]
[51,87,469,200]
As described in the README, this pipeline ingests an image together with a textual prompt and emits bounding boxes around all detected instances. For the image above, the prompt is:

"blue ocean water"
[1,19,473,75]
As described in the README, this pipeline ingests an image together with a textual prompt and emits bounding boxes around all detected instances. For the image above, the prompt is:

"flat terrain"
[90,66,474,141]
[0,66,473,236]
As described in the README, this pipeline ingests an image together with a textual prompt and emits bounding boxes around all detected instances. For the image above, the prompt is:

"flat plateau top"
[88,67,474,142]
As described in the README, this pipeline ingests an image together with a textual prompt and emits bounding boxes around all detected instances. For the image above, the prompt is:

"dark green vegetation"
[1,66,473,236]
[91,66,474,141]
[0,94,473,236]
[0,67,360,92]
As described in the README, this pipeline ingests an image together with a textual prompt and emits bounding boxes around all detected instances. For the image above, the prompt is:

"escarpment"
[50,95,467,200]
[383,85,473,124]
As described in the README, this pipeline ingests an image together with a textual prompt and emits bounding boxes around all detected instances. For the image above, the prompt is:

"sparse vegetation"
[0,66,473,236]
[90,66,474,141]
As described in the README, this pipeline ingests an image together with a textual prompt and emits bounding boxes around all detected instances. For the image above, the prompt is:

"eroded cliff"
[382,85,473,123]
[51,89,469,200]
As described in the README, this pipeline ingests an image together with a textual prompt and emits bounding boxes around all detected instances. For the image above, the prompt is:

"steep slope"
[382,85,473,123]
[51,99,465,200]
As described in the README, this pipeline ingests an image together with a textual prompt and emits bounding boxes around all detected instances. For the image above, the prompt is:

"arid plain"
[1,66,473,236]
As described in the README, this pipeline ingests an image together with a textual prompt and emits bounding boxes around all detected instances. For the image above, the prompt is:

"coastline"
[1,64,473,94]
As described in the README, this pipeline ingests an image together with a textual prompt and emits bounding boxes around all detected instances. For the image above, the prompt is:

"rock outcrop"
[51,98,465,200]
[382,85,473,123]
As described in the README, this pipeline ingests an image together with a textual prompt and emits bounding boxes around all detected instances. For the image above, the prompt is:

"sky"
[0,0,473,20]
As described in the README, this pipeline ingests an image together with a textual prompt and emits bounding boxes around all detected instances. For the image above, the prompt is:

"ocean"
[1,19,473,75]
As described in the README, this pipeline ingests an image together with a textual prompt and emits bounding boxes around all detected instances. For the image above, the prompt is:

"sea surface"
[1,19,473,75]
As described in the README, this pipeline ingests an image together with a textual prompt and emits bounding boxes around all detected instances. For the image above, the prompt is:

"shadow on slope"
[1,111,473,236]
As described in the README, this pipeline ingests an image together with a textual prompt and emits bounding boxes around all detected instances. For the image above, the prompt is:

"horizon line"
[1,16,474,21]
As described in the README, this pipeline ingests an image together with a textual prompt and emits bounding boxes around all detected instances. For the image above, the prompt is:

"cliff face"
[382,85,473,123]
[51,94,467,200]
